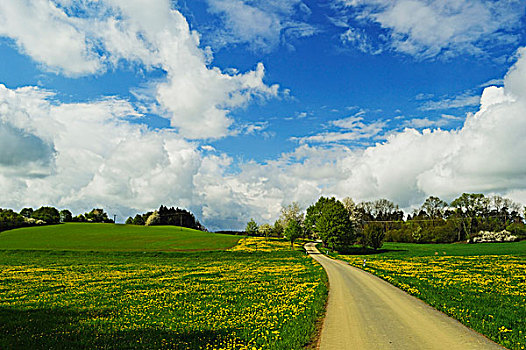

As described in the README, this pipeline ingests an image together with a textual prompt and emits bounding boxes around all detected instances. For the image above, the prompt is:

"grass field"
[0,225,327,349]
[0,223,240,251]
[335,241,526,350]
[341,240,526,257]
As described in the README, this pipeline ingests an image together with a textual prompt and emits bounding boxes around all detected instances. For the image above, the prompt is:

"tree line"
[0,207,114,232]
[0,204,206,233]
[246,193,526,251]
[125,206,205,231]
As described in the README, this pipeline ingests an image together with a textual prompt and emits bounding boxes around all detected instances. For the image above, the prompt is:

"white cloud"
[201,145,216,152]
[402,114,461,128]
[3,43,526,230]
[0,0,101,76]
[340,27,383,55]
[2,2,526,231]
[292,114,387,144]
[419,93,480,111]
[240,121,270,135]
[290,47,526,207]
[202,46,526,224]
[0,83,207,222]
[285,111,309,120]
[0,0,280,139]
[479,78,504,88]
[205,0,317,52]
[334,0,526,59]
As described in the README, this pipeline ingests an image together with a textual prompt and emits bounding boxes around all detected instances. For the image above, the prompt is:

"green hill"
[0,223,240,252]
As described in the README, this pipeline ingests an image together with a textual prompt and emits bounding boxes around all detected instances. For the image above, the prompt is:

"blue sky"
[1,0,526,230]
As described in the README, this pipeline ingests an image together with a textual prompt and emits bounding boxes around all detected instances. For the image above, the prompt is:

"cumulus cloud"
[288,47,526,208]
[0,121,55,176]
[205,0,317,51]
[0,83,209,222]
[0,0,101,76]
[2,43,526,230]
[0,0,279,139]
[199,47,526,225]
[333,0,526,59]
[0,83,288,230]
[2,1,526,231]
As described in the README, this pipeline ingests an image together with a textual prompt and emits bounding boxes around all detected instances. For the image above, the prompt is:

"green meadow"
[0,225,328,349]
[0,223,240,251]
[335,241,526,350]
[337,240,526,257]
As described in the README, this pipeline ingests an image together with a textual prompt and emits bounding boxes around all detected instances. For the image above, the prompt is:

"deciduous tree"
[284,219,303,250]
[32,206,60,224]
[20,208,33,218]
[306,197,355,250]
[258,223,272,241]
[59,209,73,222]
[278,202,304,229]
[421,196,448,221]
[245,218,258,236]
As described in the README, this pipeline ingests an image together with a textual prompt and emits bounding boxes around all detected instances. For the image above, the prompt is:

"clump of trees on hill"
[71,208,114,223]
[0,206,114,232]
[248,193,526,252]
[125,205,205,231]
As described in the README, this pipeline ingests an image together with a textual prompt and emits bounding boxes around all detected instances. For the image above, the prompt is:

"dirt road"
[305,242,504,350]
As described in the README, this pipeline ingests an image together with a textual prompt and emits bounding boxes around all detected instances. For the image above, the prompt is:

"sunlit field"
[0,227,327,349]
[0,223,241,251]
[337,242,526,350]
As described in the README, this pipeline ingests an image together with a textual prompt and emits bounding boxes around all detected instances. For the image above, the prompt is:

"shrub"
[506,223,526,239]
[145,211,161,226]
[363,223,385,250]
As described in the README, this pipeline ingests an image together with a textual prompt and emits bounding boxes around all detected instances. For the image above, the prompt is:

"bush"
[145,211,161,226]
[363,223,385,250]
[425,222,457,243]
[469,230,517,243]
[506,223,526,239]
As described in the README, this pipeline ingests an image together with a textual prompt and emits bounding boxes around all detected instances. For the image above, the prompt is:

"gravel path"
[305,242,504,350]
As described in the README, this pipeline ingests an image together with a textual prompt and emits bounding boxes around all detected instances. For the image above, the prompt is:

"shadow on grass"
[0,307,234,349]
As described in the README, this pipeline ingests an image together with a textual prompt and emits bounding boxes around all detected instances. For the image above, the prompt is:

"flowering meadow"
[0,241,327,349]
[338,249,526,350]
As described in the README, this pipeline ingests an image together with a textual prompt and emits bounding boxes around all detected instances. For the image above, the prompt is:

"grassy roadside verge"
[328,242,526,350]
[0,238,327,349]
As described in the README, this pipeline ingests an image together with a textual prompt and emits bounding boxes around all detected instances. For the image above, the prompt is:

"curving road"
[305,242,504,350]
